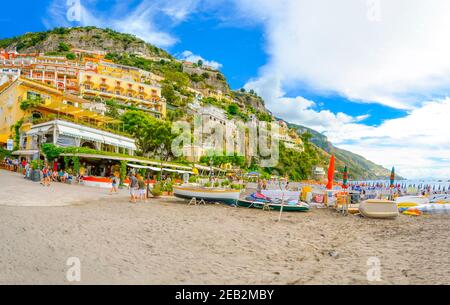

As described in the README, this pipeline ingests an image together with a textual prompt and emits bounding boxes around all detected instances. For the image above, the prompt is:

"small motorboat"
[173,185,240,205]
[359,199,399,219]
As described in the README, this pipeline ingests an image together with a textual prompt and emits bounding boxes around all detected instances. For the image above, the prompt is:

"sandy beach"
[0,170,449,285]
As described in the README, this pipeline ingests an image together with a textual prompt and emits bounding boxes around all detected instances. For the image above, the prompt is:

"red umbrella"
[326,155,335,190]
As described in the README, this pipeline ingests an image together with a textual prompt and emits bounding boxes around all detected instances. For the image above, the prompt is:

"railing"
[28,115,132,138]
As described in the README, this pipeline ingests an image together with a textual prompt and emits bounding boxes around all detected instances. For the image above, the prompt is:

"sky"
[1,0,450,179]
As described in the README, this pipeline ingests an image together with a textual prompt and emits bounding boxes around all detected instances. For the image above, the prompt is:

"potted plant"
[204,181,212,188]
[30,160,42,182]
[151,182,163,198]
[164,182,173,196]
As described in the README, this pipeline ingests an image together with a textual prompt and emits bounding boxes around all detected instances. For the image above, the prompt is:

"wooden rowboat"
[173,185,240,205]
[359,199,398,219]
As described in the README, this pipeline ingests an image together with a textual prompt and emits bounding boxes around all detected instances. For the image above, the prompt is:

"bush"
[231,184,243,190]
[188,176,198,183]
[163,181,173,192]
[204,182,212,188]
[30,160,43,170]
[58,42,70,52]
[66,53,76,60]
[213,182,220,188]
[151,182,163,197]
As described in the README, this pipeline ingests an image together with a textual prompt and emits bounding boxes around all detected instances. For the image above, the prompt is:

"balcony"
[82,88,160,109]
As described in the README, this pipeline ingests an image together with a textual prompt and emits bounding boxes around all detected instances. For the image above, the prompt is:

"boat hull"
[396,196,429,208]
[173,186,240,205]
[359,200,398,219]
[241,201,309,212]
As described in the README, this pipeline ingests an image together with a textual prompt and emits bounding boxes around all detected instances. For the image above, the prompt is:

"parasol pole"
[277,178,285,222]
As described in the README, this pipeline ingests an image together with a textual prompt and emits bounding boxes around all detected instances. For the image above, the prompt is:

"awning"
[104,137,137,150]
[127,163,161,171]
[12,150,39,156]
[26,125,53,136]
[58,124,105,143]
[127,163,193,174]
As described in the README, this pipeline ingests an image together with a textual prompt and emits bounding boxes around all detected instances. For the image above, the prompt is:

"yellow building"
[97,61,164,85]
[79,71,166,119]
[0,77,119,148]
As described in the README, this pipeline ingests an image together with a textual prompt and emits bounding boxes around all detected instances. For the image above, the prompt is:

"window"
[85,85,91,90]
[27,91,41,100]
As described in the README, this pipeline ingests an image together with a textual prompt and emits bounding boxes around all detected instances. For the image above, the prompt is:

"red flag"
[326,155,335,190]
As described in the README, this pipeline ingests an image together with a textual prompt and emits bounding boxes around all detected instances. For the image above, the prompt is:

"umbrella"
[342,165,348,189]
[390,167,395,188]
[326,155,335,190]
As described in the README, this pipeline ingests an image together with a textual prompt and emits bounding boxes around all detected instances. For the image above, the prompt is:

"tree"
[227,104,239,116]
[197,59,203,67]
[122,110,152,146]
[121,110,177,156]
[161,83,179,105]
[58,42,70,52]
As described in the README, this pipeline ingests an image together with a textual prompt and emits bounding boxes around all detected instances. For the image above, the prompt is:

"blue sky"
[1,0,450,178]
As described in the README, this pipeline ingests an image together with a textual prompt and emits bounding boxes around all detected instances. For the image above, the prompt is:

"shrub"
[151,182,163,197]
[213,182,220,188]
[188,176,198,183]
[66,53,76,60]
[163,181,173,192]
[231,184,243,190]
[58,42,70,52]
[204,182,212,188]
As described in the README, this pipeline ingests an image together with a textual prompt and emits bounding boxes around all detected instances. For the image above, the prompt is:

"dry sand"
[0,170,449,285]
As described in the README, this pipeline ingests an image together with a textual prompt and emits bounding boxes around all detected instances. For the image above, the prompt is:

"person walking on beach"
[110,173,120,195]
[257,179,263,194]
[41,165,50,187]
[138,175,147,203]
[129,172,138,203]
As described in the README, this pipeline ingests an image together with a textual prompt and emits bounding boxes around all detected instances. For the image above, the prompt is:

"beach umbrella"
[342,165,348,189]
[326,155,335,190]
[390,167,395,188]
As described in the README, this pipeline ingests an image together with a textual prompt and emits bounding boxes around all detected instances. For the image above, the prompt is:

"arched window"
[31,111,42,120]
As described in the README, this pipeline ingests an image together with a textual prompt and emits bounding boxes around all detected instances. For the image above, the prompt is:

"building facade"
[0,77,121,149]
[78,71,166,119]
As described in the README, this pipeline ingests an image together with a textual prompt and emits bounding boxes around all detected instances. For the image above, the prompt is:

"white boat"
[173,185,241,205]
[409,204,450,215]
[429,194,450,203]
[396,196,429,208]
[359,199,399,219]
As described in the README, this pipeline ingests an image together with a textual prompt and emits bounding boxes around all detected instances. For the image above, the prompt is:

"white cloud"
[236,0,450,110]
[178,50,223,70]
[274,95,450,179]
[44,0,206,47]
